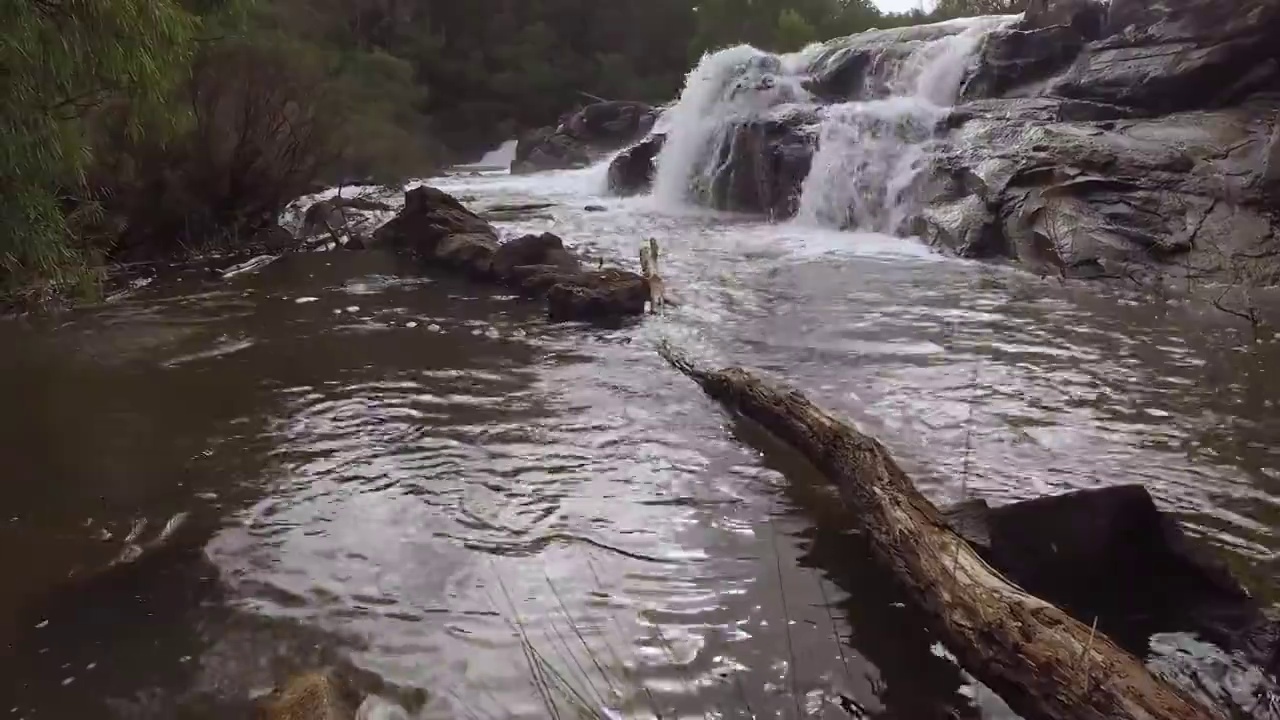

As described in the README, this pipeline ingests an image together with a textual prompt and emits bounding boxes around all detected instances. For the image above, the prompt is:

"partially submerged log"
[374,186,650,324]
[658,344,1222,720]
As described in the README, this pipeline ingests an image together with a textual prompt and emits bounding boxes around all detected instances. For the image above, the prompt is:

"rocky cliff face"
[609,0,1280,284]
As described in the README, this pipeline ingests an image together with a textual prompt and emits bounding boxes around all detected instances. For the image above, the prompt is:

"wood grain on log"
[658,344,1222,720]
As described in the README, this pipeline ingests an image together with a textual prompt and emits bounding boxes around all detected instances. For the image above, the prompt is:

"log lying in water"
[657,344,1222,720]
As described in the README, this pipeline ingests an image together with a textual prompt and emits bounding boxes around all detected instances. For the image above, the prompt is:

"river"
[3,18,1280,720]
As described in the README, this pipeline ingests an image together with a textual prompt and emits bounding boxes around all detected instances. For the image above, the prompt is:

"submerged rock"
[513,101,657,174]
[257,669,421,720]
[258,670,360,720]
[374,187,649,323]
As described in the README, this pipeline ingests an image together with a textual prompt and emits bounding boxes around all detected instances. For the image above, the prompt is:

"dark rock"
[943,485,1280,672]
[490,232,581,280]
[561,100,657,146]
[546,270,650,322]
[608,134,665,196]
[331,196,393,212]
[707,117,814,218]
[584,204,607,212]
[960,25,1091,100]
[514,101,656,174]
[253,224,298,253]
[434,233,499,278]
[373,187,649,324]
[372,185,497,256]
[1022,0,1106,37]
[512,127,592,174]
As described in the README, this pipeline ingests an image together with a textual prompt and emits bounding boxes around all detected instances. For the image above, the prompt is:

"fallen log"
[657,344,1222,720]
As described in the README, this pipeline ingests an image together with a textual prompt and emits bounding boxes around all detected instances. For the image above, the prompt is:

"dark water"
[1,169,1278,719]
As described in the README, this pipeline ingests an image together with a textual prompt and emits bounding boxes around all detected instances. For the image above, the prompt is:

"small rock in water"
[427,324,442,332]
[471,328,483,336]
[484,328,499,338]
[345,306,360,313]
[295,296,320,304]
[61,677,74,686]
[584,204,607,212]
[35,620,48,629]
[405,321,418,329]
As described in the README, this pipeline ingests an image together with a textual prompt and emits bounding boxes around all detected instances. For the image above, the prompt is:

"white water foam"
[651,45,813,209]
[650,15,1015,233]
[465,139,519,170]
[794,17,1009,232]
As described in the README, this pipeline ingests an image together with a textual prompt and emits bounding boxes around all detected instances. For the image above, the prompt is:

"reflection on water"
[0,168,1277,719]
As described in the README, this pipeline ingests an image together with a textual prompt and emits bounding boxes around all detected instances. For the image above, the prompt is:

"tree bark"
[658,344,1223,720]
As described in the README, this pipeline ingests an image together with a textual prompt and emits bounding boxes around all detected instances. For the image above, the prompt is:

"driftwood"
[658,344,1222,720]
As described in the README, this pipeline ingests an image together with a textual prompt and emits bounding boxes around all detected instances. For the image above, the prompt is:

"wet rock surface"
[375,186,649,323]
[513,101,657,174]
[608,134,665,196]
[706,116,815,219]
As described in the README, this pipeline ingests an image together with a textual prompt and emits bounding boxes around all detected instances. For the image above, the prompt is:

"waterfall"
[650,16,1016,232]
[794,18,1006,231]
[466,140,518,170]
[651,45,815,208]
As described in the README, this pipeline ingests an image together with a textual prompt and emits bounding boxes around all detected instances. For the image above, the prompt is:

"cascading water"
[651,45,814,208]
[794,18,1011,231]
[650,15,1017,233]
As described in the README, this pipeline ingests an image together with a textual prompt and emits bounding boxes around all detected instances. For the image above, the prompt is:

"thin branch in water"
[768,513,805,719]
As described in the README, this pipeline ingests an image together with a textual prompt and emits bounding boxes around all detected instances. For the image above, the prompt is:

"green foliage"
[0,0,198,297]
[776,8,820,51]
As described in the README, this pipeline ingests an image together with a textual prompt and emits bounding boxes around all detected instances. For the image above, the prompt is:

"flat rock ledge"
[373,186,650,323]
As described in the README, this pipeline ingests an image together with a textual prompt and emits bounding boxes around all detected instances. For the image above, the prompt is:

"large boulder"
[490,232,581,279]
[372,186,498,256]
[944,485,1280,673]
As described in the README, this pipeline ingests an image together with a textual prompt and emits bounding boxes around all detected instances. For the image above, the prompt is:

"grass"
[482,542,867,720]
